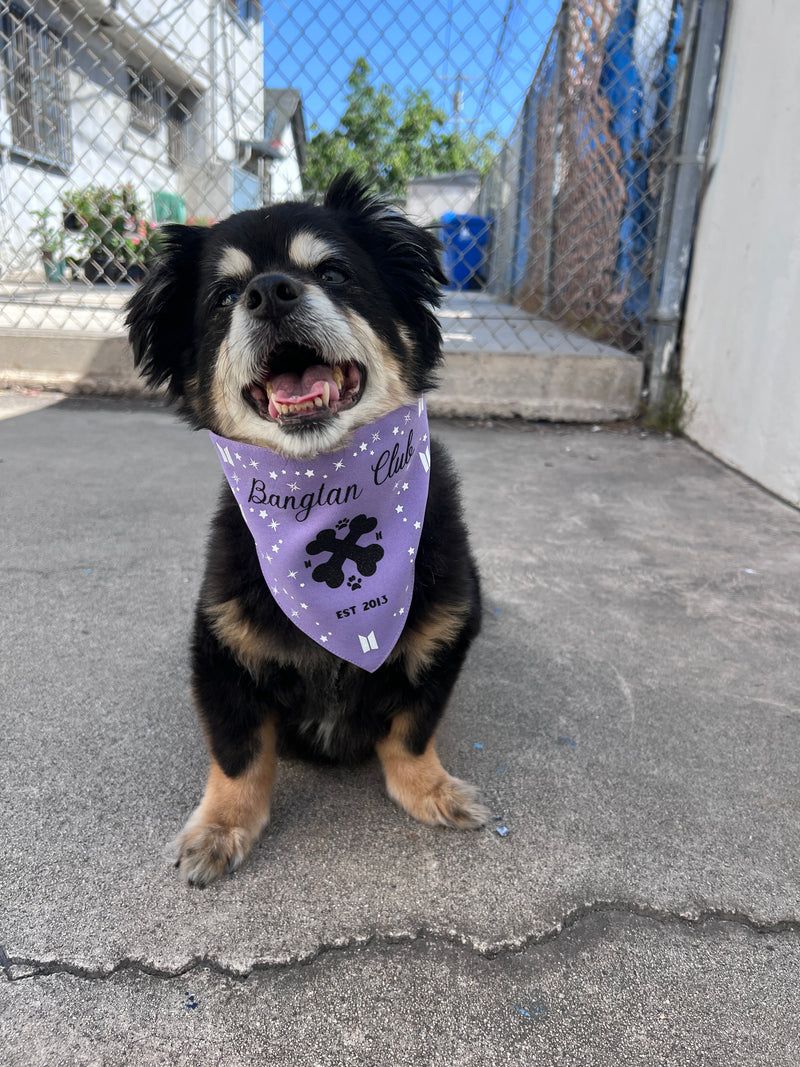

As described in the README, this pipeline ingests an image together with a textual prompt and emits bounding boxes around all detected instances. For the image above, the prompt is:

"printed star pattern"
[208,397,431,672]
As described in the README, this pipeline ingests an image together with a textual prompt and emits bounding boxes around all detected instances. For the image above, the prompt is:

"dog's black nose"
[243,274,303,320]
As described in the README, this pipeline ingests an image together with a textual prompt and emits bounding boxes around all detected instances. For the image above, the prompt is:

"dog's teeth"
[314,397,323,408]
[322,381,330,407]
[332,366,344,389]
[265,382,274,400]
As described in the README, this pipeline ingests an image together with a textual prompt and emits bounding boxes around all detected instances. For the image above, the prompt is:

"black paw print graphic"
[335,518,349,530]
[305,514,384,589]
[347,575,362,590]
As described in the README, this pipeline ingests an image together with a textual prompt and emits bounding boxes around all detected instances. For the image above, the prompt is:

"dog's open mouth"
[244,343,365,427]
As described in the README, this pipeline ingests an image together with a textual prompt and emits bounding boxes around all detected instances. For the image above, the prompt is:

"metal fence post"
[542,0,570,318]
[645,0,729,408]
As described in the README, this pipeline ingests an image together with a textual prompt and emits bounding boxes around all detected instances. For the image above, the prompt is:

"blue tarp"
[600,0,683,327]
[600,0,649,324]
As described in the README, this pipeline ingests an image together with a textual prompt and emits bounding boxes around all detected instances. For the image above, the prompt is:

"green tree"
[304,58,497,197]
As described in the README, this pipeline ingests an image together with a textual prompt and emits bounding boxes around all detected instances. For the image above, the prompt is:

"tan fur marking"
[342,308,411,415]
[205,596,317,674]
[392,601,470,683]
[206,597,273,677]
[288,231,336,270]
[210,337,254,443]
[172,717,276,886]
[396,323,417,360]
[376,713,487,830]
[216,246,254,279]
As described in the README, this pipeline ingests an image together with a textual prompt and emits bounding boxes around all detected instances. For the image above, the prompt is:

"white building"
[405,171,482,228]
[260,87,306,205]
[0,0,267,278]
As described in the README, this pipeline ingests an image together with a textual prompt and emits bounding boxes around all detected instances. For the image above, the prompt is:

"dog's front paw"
[414,773,490,830]
[168,724,276,886]
[377,721,490,832]
[168,817,255,888]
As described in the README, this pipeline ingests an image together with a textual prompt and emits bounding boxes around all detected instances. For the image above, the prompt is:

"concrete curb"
[429,347,643,422]
[0,332,643,420]
[0,332,146,396]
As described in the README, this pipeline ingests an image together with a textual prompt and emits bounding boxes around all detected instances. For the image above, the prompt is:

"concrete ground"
[2,394,799,1065]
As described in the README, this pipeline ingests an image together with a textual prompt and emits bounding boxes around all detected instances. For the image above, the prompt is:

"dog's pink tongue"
[268,364,340,418]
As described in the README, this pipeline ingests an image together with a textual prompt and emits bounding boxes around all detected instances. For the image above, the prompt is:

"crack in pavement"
[3,901,800,984]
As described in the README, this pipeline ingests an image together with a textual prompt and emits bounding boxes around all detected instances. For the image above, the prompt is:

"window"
[129,69,192,169]
[128,67,164,134]
[231,0,261,25]
[166,98,189,167]
[2,6,72,168]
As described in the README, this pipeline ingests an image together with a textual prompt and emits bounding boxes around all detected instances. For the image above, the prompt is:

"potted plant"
[62,184,154,284]
[29,208,66,282]
[123,218,162,281]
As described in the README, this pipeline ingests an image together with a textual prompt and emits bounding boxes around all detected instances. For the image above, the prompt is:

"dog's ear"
[324,171,447,302]
[324,172,447,383]
[125,225,208,400]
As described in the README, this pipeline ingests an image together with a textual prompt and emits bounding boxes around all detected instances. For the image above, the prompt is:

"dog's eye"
[217,289,239,308]
[318,265,347,285]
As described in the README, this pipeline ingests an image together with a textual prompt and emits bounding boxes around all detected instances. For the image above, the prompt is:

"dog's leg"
[170,716,276,887]
[169,597,283,886]
[376,712,488,829]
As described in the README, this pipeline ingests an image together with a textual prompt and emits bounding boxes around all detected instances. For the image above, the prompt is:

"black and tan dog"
[126,173,486,886]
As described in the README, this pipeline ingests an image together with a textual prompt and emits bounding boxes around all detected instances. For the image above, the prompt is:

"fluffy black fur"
[126,173,484,884]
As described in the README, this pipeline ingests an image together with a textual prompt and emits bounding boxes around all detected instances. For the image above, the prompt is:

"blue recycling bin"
[439,212,493,290]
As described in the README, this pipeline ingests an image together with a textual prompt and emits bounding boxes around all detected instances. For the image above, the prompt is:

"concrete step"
[0,289,643,420]
[430,293,643,421]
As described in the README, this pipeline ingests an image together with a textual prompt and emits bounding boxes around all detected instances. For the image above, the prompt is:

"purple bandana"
[210,398,431,671]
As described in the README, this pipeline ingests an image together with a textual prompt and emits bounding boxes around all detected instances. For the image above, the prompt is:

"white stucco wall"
[681,0,800,508]
[405,175,482,227]
[0,0,263,276]
[268,127,304,204]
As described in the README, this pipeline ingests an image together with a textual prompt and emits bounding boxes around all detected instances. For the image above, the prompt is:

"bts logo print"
[209,397,431,672]
[358,631,379,654]
[305,515,384,589]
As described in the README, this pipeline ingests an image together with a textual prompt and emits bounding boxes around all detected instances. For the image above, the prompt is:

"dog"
[126,172,486,887]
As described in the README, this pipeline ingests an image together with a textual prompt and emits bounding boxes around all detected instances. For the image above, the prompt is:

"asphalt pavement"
[2,394,799,1065]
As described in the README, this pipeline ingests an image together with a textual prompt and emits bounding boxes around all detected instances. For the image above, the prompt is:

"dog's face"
[127,174,446,459]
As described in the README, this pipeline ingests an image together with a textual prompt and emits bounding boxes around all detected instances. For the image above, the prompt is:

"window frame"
[1,4,72,170]
[127,66,166,135]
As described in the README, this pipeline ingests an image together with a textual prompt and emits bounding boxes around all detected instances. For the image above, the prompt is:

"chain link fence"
[1,0,691,355]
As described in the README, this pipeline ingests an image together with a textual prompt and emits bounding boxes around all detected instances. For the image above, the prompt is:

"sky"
[261,0,561,140]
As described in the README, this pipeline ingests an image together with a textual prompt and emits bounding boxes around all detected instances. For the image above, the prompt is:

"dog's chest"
[278,660,375,763]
